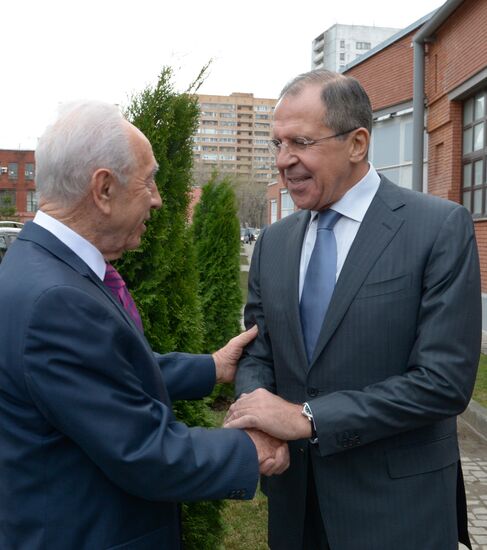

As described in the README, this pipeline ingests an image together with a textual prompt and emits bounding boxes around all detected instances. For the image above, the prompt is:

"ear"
[90,168,117,215]
[349,128,370,164]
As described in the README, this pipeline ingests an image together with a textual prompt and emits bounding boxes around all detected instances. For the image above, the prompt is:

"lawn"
[209,409,268,549]
[473,354,487,407]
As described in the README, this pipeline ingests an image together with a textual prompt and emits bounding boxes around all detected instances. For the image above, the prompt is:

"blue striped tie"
[300,209,341,362]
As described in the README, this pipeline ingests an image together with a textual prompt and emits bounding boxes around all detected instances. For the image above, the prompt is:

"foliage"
[193,173,242,351]
[193,173,242,402]
[233,179,267,228]
[117,66,225,548]
[0,194,17,219]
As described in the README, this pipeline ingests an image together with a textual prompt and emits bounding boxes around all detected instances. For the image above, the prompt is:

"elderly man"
[0,100,288,549]
[225,69,481,550]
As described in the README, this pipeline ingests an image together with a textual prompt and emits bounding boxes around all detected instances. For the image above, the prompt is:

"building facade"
[311,24,400,73]
[0,150,37,221]
[193,92,278,186]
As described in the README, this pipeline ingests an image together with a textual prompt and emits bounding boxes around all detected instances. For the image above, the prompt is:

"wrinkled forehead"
[273,86,328,138]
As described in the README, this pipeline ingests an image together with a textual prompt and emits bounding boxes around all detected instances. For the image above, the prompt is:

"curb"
[461,400,487,441]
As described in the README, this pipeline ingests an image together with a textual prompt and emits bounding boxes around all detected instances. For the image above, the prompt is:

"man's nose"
[151,186,162,209]
[275,146,298,170]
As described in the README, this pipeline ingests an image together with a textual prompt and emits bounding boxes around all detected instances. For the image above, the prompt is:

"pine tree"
[117,67,224,550]
[193,172,242,353]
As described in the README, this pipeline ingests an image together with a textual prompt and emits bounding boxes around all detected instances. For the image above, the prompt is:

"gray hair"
[35,100,135,205]
[279,69,373,136]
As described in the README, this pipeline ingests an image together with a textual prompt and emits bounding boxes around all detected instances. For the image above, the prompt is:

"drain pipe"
[412,39,426,192]
[411,0,464,193]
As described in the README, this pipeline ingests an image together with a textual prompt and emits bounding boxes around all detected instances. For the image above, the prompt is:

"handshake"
[224,388,313,477]
[213,326,314,477]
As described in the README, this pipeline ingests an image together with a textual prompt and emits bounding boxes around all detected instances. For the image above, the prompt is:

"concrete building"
[193,92,278,186]
[311,24,400,72]
[0,150,37,222]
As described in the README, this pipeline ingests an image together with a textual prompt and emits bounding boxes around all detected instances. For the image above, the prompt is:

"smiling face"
[108,122,162,257]
[273,84,370,212]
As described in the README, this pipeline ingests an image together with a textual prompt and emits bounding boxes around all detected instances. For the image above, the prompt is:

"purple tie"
[103,263,143,332]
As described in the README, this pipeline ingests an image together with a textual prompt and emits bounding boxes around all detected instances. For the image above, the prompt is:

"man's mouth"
[286,175,311,185]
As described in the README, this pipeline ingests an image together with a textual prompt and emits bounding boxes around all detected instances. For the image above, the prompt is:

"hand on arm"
[244,428,290,476]
[212,325,258,384]
[224,388,312,441]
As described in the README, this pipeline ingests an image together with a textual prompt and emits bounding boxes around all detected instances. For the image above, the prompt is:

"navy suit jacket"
[0,222,258,549]
[236,177,481,550]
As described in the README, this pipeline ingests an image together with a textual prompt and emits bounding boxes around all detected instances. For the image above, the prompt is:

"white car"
[0,221,23,263]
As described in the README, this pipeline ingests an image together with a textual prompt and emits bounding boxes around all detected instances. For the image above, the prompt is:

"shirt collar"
[310,163,381,223]
[33,210,107,280]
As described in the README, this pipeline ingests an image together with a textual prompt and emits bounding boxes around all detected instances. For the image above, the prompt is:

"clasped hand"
[224,388,312,441]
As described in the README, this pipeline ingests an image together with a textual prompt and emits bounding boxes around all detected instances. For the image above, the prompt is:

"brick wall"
[346,30,415,111]
[0,150,36,221]
[425,0,487,291]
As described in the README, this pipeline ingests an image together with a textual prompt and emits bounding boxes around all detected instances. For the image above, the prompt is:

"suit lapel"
[285,210,311,365]
[19,222,145,339]
[310,179,405,365]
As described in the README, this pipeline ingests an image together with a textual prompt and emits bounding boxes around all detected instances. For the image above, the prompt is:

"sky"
[1,0,444,149]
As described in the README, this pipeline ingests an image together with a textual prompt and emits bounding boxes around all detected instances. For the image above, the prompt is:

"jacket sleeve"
[153,352,216,401]
[236,226,278,397]
[22,286,259,502]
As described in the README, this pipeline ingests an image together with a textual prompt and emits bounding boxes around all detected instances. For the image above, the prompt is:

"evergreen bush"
[116,67,224,549]
[193,173,242,403]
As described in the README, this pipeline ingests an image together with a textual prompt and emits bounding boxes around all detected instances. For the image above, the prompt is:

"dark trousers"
[303,456,330,550]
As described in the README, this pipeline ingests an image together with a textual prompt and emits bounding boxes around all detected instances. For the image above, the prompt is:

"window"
[8,163,18,180]
[280,190,294,218]
[270,200,277,223]
[26,191,38,212]
[339,53,345,62]
[369,108,423,190]
[356,41,371,50]
[24,163,35,180]
[339,40,345,48]
[462,90,486,216]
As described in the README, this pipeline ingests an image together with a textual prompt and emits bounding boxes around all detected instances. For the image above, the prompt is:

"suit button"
[307,387,319,397]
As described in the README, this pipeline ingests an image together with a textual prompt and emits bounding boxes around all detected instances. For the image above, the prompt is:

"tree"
[0,193,17,220]
[117,66,225,550]
[193,172,242,352]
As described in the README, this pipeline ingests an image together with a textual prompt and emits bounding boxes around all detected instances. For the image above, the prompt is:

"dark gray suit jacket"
[236,177,481,550]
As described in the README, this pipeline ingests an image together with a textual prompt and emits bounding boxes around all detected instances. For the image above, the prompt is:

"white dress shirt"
[33,210,107,281]
[299,164,381,298]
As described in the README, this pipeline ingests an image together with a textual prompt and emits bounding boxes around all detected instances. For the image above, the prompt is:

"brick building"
[0,150,37,222]
[267,0,487,322]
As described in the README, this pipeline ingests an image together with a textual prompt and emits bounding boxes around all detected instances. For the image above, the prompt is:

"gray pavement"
[240,246,487,548]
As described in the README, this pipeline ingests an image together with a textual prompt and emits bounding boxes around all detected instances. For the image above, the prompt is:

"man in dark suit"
[225,69,481,549]
[0,100,289,549]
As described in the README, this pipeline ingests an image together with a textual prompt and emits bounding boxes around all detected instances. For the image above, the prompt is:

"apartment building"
[311,24,400,72]
[193,92,277,185]
[0,150,37,221]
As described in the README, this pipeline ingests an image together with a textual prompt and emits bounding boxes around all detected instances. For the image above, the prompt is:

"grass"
[240,271,249,304]
[209,409,268,549]
[473,354,487,407]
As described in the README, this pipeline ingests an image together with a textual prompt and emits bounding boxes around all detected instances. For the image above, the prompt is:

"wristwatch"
[302,402,318,442]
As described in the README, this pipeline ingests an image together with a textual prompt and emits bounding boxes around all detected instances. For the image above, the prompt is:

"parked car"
[0,221,23,263]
